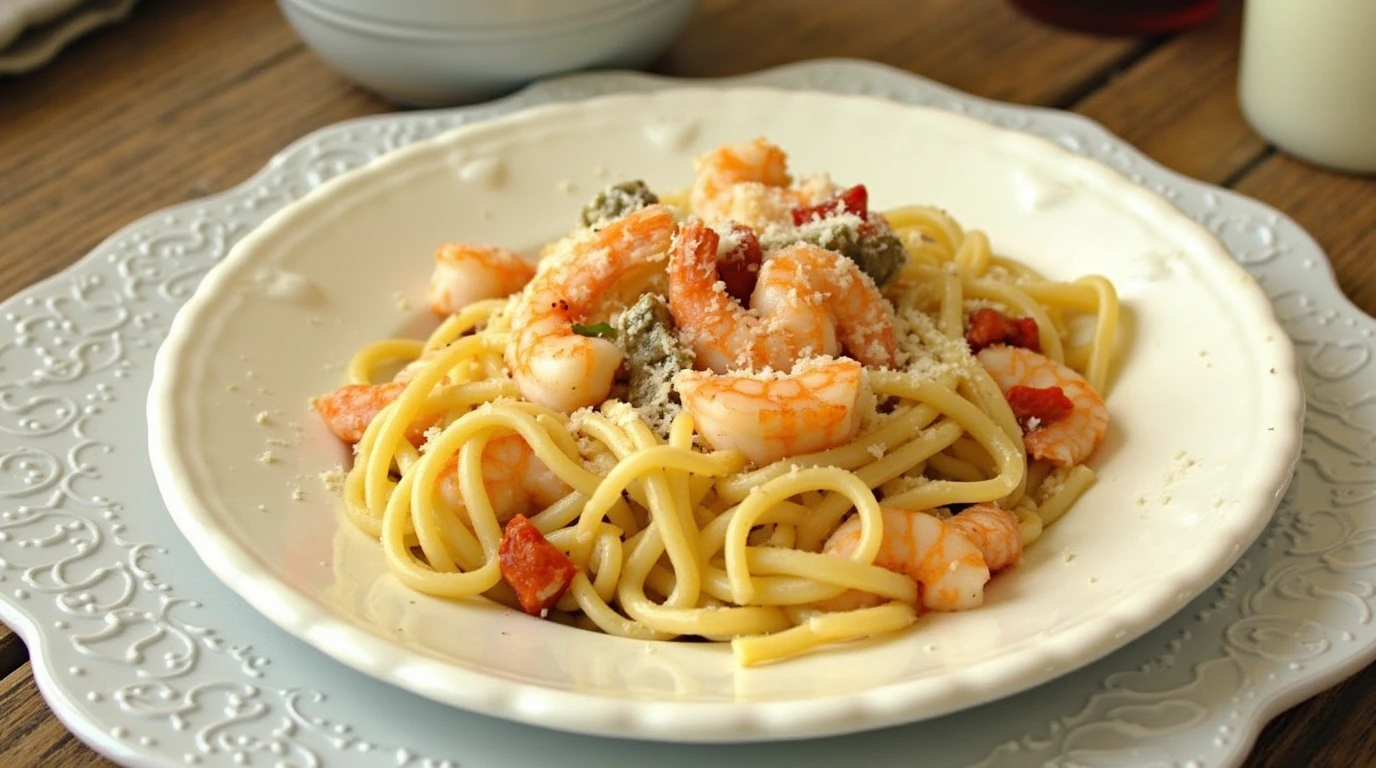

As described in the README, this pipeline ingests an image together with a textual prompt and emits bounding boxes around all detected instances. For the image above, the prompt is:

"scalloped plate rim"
[146,82,1305,742]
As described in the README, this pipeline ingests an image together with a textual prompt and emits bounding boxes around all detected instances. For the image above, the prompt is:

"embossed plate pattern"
[0,61,1371,766]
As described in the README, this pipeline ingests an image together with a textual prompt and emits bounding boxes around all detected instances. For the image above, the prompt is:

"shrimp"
[429,243,535,316]
[668,219,898,374]
[505,204,676,413]
[434,433,571,525]
[312,350,443,444]
[689,138,835,231]
[312,380,415,444]
[946,503,1023,570]
[674,357,864,467]
[976,345,1108,467]
[313,381,570,523]
[819,504,1021,613]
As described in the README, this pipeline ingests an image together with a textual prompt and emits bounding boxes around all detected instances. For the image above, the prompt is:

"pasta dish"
[312,138,1119,666]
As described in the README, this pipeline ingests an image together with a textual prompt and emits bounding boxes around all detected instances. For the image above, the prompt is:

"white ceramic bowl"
[277,0,699,106]
[300,0,664,31]
[147,87,1304,742]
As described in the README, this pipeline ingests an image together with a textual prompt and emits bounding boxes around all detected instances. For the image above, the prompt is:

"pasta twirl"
[313,138,1120,666]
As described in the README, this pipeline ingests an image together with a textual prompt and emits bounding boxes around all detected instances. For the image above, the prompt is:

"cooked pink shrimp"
[690,138,791,229]
[946,503,1023,570]
[505,205,676,412]
[668,219,897,373]
[313,380,416,444]
[820,506,991,612]
[312,349,444,444]
[689,138,835,231]
[428,243,536,316]
[674,357,864,466]
[434,433,571,524]
[976,345,1108,467]
[314,383,570,522]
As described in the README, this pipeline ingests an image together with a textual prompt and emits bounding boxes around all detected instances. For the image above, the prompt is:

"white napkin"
[0,0,137,75]
[0,0,88,49]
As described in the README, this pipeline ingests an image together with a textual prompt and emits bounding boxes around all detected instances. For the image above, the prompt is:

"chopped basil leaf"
[571,322,617,339]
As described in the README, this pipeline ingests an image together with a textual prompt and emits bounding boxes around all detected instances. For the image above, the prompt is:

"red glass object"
[1010,0,1221,35]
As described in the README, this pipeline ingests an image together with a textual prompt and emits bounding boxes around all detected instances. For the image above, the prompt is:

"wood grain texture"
[0,631,23,674]
[0,664,119,767]
[0,0,298,203]
[656,0,1154,105]
[0,0,389,298]
[1246,661,1376,768]
[1072,0,1267,185]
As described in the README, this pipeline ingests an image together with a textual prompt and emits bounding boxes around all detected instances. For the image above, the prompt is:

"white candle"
[1238,0,1376,174]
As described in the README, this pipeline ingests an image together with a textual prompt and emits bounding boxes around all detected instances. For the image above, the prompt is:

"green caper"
[615,293,690,409]
[776,218,908,286]
[580,180,659,227]
[849,228,908,286]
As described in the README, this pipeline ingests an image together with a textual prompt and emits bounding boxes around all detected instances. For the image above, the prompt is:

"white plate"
[145,85,1303,742]
[0,0,137,75]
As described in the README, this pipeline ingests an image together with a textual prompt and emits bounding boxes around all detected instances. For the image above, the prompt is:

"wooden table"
[2,0,1373,765]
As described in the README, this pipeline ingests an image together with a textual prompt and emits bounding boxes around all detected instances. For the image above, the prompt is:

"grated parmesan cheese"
[319,465,347,493]
[420,424,444,452]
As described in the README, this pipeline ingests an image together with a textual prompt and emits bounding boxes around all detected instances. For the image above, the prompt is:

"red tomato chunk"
[965,308,1041,353]
[790,183,870,225]
[1005,385,1075,431]
[716,223,763,304]
[498,514,580,617]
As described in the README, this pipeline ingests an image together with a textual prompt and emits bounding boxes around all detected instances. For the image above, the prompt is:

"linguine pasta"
[316,145,1119,666]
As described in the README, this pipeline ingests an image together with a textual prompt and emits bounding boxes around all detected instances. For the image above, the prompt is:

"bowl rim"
[279,0,697,42]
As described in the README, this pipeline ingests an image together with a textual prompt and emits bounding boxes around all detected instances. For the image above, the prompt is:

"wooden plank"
[0,35,389,298]
[0,629,23,676]
[657,0,1153,106]
[1246,661,1376,767]
[0,664,119,767]
[0,0,307,205]
[1071,0,1267,185]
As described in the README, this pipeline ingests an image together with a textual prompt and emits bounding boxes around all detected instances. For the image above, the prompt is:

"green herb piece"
[571,322,617,339]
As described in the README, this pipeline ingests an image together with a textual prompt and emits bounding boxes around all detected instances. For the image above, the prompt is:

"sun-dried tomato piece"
[1005,385,1075,432]
[790,184,869,225]
[498,514,580,617]
[965,308,1042,353]
[716,223,763,304]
